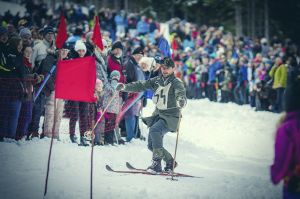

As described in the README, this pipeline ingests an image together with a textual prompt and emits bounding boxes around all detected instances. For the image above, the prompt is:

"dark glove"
[34,73,44,84]
[116,83,125,91]
[177,97,187,108]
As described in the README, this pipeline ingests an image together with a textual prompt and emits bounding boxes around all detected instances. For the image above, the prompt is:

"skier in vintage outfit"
[116,57,187,172]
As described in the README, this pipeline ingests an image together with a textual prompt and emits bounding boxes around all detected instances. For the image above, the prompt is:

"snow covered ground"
[0,99,282,199]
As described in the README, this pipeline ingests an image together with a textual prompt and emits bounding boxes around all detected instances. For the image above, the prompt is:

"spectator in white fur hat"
[74,40,87,57]
[139,57,156,72]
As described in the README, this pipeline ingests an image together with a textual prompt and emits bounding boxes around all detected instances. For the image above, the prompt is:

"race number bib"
[152,84,171,110]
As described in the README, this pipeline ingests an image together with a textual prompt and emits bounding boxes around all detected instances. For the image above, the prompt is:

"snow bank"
[0,99,281,199]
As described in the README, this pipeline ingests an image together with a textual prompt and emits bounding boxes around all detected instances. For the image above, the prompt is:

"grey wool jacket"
[123,73,186,132]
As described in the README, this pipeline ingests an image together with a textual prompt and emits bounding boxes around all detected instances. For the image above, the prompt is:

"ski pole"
[168,110,183,181]
[90,91,119,199]
[34,64,56,102]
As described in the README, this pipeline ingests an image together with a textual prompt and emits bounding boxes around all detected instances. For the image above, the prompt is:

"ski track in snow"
[0,99,281,199]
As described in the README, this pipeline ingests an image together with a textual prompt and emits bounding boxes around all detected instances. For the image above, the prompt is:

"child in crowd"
[94,79,105,145]
[102,70,122,145]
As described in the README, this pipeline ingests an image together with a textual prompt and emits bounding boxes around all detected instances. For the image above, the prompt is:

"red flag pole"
[90,15,104,199]
[44,16,68,193]
[43,95,57,197]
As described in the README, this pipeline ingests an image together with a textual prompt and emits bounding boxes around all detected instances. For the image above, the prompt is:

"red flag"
[55,56,96,102]
[55,13,68,49]
[91,15,104,50]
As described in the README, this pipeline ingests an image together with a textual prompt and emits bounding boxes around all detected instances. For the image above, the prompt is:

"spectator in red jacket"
[107,41,126,83]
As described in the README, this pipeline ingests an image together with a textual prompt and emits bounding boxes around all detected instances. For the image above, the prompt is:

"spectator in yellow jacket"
[269,57,288,112]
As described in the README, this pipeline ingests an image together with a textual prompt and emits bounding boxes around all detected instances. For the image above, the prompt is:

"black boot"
[118,139,125,145]
[94,141,104,146]
[39,133,45,139]
[79,136,89,146]
[147,158,162,173]
[70,134,77,143]
[30,132,39,138]
[164,159,178,172]
[104,131,114,145]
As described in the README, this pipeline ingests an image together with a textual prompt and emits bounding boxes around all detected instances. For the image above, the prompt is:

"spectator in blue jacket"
[207,58,222,101]
[234,59,248,105]
[137,16,149,36]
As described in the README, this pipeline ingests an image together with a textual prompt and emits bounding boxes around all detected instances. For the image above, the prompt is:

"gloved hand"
[39,74,44,82]
[176,96,187,108]
[116,83,125,91]
[33,73,44,84]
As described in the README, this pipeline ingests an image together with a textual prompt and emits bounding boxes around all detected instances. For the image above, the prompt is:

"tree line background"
[86,0,299,47]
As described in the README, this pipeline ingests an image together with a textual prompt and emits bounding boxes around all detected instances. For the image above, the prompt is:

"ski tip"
[105,165,114,171]
[125,162,135,169]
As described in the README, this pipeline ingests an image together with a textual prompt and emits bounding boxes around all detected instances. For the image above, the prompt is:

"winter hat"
[261,38,268,44]
[95,78,103,90]
[18,19,28,27]
[96,78,103,85]
[111,41,123,51]
[139,57,156,71]
[132,46,144,55]
[102,39,108,47]
[74,27,83,36]
[154,55,163,64]
[38,28,44,35]
[0,26,8,35]
[162,57,175,68]
[43,26,54,36]
[74,40,87,52]
[62,42,71,50]
[19,28,31,38]
[110,70,120,81]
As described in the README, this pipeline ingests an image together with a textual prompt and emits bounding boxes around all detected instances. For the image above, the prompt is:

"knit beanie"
[19,28,31,38]
[74,40,86,52]
[132,46,144,55]
[43,26,54,36]
[111,41,123,51]
[110,70,120,81]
